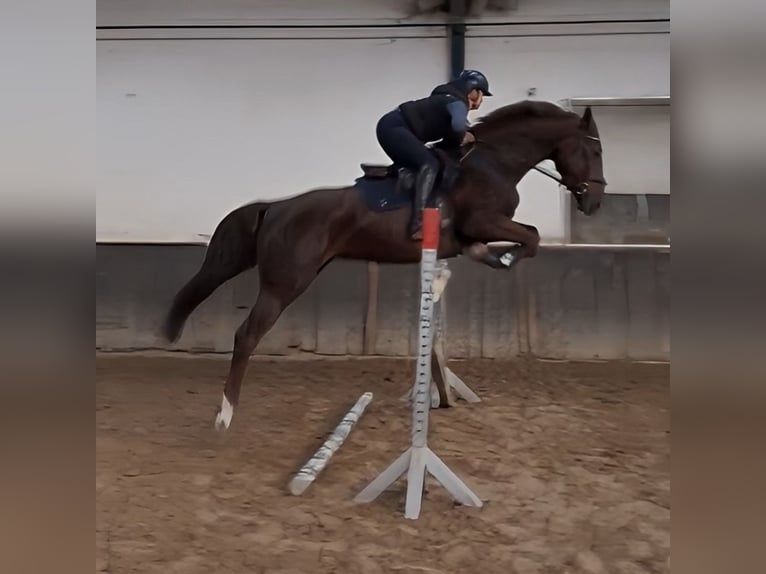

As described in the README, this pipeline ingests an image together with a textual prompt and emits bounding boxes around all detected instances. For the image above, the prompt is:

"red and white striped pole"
[355,208,483,519]
[411,208,441,447]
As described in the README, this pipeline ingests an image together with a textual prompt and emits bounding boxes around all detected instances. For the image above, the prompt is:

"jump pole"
[354,208,483,519]
[289,391,373,496]
[402,259,481,408]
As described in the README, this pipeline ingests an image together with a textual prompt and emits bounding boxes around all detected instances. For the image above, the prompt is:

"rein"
[461,134,606,197]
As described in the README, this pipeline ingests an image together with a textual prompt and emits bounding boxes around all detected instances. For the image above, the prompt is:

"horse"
[160,99,607,432]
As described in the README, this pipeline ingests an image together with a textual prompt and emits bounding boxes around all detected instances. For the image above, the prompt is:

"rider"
[375,69,492,239]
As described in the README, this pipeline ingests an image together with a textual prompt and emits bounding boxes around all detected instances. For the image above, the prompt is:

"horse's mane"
[473,100,576,130]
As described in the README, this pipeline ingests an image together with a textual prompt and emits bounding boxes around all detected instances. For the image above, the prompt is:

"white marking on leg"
[500,252,515,267]
[215,393,233,432]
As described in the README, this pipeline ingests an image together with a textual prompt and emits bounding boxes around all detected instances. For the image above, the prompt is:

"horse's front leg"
[460,215,540,270]
[463,242,522,269]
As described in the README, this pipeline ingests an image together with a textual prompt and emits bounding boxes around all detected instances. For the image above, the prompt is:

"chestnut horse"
[160,100,606,431]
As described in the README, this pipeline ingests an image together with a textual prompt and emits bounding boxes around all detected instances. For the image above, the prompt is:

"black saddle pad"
[354,173,414,213]
[354,167,458,214]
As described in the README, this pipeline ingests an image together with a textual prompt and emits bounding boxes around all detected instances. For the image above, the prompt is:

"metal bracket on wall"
[561,96,670,108]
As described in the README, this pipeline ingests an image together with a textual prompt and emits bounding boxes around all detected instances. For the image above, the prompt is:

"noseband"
[533,135,607,197]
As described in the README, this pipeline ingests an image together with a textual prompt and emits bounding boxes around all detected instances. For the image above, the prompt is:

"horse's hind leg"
[214,257,325,432]
[211,191,351,431]
[214,287,284,431]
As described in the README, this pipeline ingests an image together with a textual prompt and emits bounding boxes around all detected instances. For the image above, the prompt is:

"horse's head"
[467,100,607,215]
[552,106,607,215]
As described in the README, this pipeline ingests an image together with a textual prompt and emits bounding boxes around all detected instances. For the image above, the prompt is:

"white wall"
[96,1,670,243]
[97,32,447,242]
[572,105,670,196]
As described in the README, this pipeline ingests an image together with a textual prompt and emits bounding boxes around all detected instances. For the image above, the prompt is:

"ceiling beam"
[412,0,446,14]
[410,0,519,17]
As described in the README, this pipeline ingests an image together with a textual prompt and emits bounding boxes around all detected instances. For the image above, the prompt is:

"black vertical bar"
[449,23,466,80]
[448,0,466,81]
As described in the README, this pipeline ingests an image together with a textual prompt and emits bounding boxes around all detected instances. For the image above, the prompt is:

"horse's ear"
[580,106,593,128]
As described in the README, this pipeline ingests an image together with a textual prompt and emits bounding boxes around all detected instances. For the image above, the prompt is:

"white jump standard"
[289,391,373,496]
[402,259,481,408]
[355,208,483,519]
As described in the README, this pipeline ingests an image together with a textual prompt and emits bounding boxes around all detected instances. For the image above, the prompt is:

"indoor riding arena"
[97,2,670,573]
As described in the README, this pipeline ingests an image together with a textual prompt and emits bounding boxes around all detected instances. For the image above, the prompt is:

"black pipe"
[448,0,466,80]
[448,22,466,79]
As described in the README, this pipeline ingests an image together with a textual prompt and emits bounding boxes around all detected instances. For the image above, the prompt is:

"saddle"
[359,163,417,194]
[358,148,460,196]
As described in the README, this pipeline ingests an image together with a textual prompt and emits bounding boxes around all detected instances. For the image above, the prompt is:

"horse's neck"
[466,138,552,186]
[471,118,577,182]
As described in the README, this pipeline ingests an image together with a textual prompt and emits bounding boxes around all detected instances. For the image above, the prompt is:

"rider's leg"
[409,160,438,239]
[376,111,438,239]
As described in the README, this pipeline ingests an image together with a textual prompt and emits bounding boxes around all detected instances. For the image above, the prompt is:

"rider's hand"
[462,131,476,145]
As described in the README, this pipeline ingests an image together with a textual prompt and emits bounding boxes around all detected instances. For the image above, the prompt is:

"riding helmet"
[456,69,493,96]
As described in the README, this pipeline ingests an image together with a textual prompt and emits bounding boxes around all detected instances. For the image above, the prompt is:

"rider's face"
[468,89,484,111]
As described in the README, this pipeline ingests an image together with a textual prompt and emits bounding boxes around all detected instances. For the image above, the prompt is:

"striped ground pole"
[354,208,483,519]
[288,391,373,495]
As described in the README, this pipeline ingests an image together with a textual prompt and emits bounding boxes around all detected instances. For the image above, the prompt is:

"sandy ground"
[96,355,669,574]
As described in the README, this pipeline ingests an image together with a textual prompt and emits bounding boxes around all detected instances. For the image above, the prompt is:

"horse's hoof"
[214,393,233,432]
[214,414,228,433]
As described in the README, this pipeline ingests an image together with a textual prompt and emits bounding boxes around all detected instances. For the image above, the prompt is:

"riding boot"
[409,164,437,240]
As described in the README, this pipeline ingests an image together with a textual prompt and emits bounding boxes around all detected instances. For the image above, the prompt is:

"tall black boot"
[408,164,437,240]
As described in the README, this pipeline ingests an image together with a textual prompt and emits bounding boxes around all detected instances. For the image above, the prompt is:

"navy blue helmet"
[457,69,492,96]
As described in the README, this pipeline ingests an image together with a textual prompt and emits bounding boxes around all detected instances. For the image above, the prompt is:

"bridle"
[463,133,607,198]
[532,135,607,198]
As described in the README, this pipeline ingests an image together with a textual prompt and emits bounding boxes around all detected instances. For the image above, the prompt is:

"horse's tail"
[160,201,269,343]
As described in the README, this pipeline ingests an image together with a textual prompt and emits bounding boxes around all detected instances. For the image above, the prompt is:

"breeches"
[376,109,438,173]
